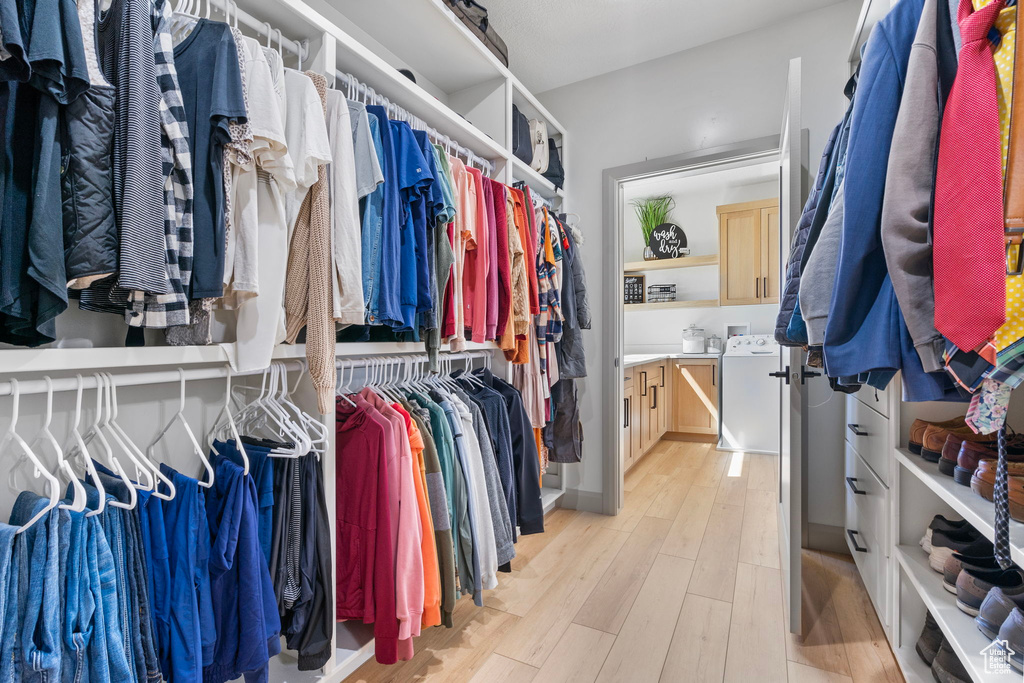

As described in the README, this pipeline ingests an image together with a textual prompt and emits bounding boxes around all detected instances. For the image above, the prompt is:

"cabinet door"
[623,383,634,471]
[760,206,780,304]
[719,210,762,306]
[656,362,671,438]
[672,361,718,434]
[630,380,643,466]
[639,365,653,453]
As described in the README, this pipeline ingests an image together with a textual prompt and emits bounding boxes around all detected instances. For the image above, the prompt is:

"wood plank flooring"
[348,441,902,683]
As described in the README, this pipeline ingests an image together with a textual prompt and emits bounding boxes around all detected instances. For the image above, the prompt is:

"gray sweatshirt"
[880,0,945,373]
[801,182,846,346]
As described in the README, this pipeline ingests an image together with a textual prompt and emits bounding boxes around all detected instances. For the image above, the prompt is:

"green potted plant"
[632,195,674,260]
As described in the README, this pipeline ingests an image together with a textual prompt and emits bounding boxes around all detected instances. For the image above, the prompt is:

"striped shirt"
[126,0,194,328]
[97,0,170,295]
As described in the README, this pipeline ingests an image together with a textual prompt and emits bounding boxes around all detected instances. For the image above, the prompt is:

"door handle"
[624,398,629,428]
[847,423,868,437]
[659,365,665,388]
[769,367,790,384]
[650,386,658,410]
[756,278,760,299]
[763,277,768,298]
[845,476,866,495]
[801,366,821,384]
[640,371,648,396]
[847,529,868,553]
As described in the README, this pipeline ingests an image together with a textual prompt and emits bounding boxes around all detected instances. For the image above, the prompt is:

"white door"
[776,57,808,636]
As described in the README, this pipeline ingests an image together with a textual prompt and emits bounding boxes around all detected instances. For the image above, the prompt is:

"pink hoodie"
[358,389,423,660]
[465,167,490,342]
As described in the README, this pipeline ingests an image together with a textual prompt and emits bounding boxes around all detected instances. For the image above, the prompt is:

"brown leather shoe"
[971,463,1024,522]
[955,439,1024,486]
[910,416,966,455]
[922,424,995,463]
[940,435,968,477]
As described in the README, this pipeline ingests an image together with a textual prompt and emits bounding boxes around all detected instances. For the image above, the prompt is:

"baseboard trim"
[663,432,717,443]
[560,488,607,515]
[806,523,849,555]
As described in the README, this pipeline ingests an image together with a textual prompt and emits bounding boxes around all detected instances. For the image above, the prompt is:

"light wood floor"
[349,441,904,683]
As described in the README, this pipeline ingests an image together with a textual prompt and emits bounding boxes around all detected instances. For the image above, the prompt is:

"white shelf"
[893,642,936,683]
[318,640,376,683]
[0,341,501,375]
[511,155,563,202]
[510,75,567,137]
[541,487,564,514]
[233,0,507,165]
[624,299,720,312]
[895,448,1024,568]
[896,545,1002,683]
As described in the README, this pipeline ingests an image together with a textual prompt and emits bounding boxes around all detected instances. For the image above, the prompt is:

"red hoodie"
[335,400,399,664]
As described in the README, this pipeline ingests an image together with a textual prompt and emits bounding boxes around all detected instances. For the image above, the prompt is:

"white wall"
[539,0,862,511]
[623,162,779,352]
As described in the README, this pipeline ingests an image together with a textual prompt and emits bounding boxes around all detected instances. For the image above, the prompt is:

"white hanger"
[148,369,208,492]
[88,375,139,510]
[279,363,327,456]
[64,375,105,517]
[209,367,247,478]
[4,380,62,535]
[30,378,87,513]
[96,374,156,492]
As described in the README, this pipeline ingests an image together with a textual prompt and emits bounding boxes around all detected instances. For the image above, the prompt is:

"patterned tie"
[934,0,1007,352]
[996,426,1012,568]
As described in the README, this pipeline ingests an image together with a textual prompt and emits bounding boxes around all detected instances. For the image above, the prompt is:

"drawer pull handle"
[847,529,868,553]
[847,423,869,437]
[845,476,867,495]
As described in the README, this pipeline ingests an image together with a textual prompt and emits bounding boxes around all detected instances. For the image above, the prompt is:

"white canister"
[682,324,706,354]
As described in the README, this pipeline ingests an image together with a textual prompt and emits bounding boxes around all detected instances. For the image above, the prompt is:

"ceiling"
[484,0,842,93]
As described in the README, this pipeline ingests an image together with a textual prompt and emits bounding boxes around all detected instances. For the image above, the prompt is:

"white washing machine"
[718,334,781,454]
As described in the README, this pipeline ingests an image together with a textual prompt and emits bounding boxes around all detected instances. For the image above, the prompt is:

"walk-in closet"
[3,0,1022,681]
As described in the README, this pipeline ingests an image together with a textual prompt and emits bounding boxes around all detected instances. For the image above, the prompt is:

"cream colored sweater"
[284,72,335,414]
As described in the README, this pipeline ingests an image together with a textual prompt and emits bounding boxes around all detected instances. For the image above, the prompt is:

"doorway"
[601,135,781,516]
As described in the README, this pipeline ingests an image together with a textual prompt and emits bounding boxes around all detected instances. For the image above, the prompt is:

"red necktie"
[933,0,1007,351]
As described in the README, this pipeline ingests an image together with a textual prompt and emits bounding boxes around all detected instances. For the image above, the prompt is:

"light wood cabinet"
[623,361,672,472]
[670,359,719,435]
[718,198,780,306]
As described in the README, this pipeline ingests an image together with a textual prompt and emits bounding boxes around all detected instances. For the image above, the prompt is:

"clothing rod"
[207,0,307,60]
[0,361,306,398]
[334,70,495,175]
[335,350,493,368]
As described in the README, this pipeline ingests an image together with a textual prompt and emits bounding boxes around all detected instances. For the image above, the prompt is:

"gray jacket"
[880,0,944,373]
[801,182,846,346]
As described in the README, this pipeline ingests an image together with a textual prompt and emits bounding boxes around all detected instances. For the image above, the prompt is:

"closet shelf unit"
[894,448,1024,568]
[623,255,719,273]
[895,546,996,683]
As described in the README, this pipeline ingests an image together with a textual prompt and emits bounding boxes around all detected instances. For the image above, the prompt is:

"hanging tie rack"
[335,70,497,176]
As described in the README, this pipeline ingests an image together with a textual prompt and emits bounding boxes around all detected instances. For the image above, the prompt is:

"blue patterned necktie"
[996,426,1012,568]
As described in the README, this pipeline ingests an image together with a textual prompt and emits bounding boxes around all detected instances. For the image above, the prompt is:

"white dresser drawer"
[845,394,891,487]
[854,383,890,418]
[844,442,888,555]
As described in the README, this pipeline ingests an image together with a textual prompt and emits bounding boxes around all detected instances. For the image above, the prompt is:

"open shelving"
[896,546,1002,683]
[894,448,1024,568]
[623,255,719,273]
[624,299,720,312]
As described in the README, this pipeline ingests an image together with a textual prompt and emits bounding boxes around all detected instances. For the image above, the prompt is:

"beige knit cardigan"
[284,72,335,414]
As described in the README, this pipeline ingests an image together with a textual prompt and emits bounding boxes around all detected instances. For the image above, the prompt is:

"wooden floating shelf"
[624,299,719,311]
[623,255,719,272]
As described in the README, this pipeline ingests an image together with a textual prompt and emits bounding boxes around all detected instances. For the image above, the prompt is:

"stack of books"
[647,284,677,303]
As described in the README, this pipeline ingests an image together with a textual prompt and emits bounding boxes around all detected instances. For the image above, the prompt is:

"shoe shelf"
[896,545,1005,683]
[895,448,1024,568]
